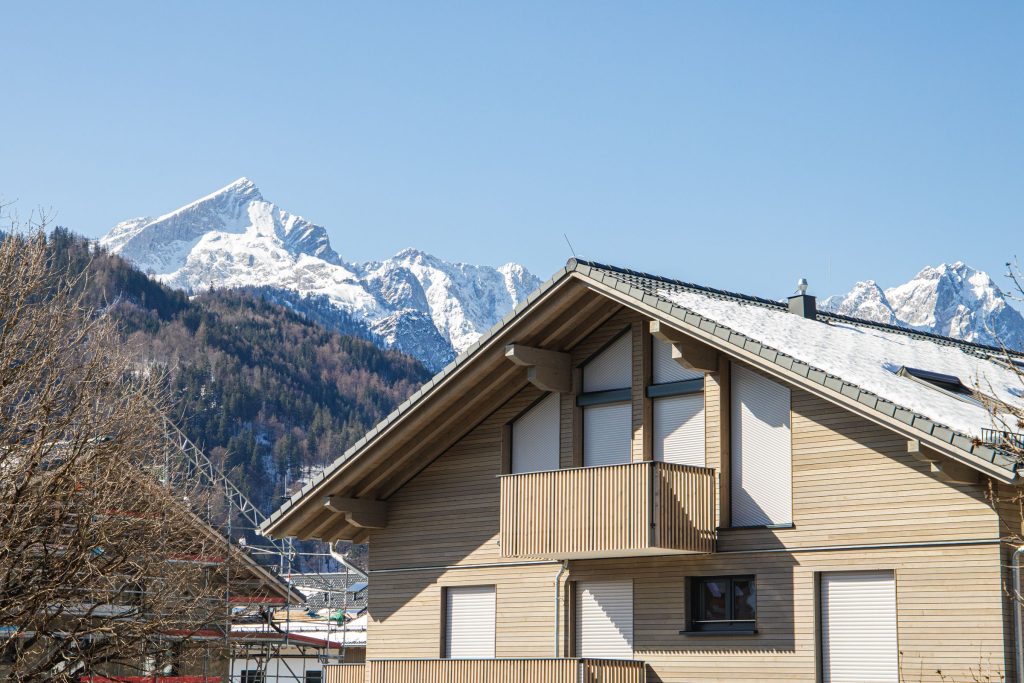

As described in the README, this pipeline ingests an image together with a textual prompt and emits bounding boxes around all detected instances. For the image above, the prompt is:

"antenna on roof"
[563,233,577,259]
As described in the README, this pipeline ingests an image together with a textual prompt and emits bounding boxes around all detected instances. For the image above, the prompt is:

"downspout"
[554,561,568,658]
[1014,546,1024,682]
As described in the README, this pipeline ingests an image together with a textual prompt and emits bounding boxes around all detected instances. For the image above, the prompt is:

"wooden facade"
[266,273,1022,683]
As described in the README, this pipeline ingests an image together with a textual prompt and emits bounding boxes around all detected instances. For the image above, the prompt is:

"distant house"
[263,259,1024,683]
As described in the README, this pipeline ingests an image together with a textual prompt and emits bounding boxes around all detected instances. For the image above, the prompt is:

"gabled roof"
[262,259,1024,539]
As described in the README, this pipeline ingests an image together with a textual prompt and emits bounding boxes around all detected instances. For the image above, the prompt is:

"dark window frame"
[686,575,757,634]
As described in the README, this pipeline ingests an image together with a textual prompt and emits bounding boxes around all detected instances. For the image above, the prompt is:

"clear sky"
[1,1,1021,300]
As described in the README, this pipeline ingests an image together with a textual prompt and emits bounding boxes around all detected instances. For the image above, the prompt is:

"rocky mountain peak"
[823,263,1024,350]
[100,179,540,370]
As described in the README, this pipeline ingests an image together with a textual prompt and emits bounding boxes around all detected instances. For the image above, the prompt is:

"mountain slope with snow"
[100,178,541,370]
[822,262,1024,350]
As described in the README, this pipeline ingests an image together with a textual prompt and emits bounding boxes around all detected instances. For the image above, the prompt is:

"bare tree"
[0,228,265,681]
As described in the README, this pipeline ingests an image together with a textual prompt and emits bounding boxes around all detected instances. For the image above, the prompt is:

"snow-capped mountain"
[822,263,1024,350]
[100,178,541,370]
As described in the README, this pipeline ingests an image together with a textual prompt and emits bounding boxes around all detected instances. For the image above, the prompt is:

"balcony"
[324,659,645,683]
[499,461,716,559]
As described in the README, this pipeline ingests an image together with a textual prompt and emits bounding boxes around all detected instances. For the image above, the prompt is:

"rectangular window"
[305,672,323,683]
[579,332,634,467]
[731,364,792,527]
[820,571,897,682]
[582,402,632,467]
[511,393,560,473]
[689,576,756,632]
[650,336,705,466]
[444,585,496,658]
[240,671,264,683]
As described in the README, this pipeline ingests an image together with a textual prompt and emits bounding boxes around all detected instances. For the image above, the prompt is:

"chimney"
[788,278,817,320]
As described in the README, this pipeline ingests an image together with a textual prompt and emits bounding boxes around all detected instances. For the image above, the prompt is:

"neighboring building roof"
[290,572,368,610]
[262,259,1024,536]
[232,613,368,648]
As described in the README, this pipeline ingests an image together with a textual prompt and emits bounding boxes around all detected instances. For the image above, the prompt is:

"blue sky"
[1,1,1021,300]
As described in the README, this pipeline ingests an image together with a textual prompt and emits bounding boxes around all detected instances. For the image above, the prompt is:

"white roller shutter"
[575,580,633,659]
[512,393,560,474]
[445,586,495,659]
[583,402,632,467]
[653,394,705,466]
[821,571,898,683]
[653,336,704,384]
[583,333,632,393]
[731,364,792,526]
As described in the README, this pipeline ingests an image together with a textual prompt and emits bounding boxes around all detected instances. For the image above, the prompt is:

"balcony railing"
[324,664,366,683]
[981,428,1024,452]
[325,659,645,683]
[500,461,716,559]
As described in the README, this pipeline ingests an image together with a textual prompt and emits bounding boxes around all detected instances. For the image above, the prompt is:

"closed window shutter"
[821,571,898,683]
[731,364,792,526]
[583,403,632,467]
[652,336,703,384]
[583,333,632,393]
[575,580,633,660]
[445,586,495,658]
[653,394,705,466]
[512,393,560,474]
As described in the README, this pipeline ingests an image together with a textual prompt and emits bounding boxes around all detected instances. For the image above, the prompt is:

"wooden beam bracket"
[907,439,979,484]
[323,496,388,529]
[505,344,572,393]
[649,320,717,372]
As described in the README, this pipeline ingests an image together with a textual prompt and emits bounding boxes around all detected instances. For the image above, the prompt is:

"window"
[579,333,633,467]
[444,585,496,658]
[688,576,756,633]
[650,336,705,466]
[731,364,792,527]
[511,393,560,473]
[305,672,323,683]
[240,671,264,683]
[895,365,986,405]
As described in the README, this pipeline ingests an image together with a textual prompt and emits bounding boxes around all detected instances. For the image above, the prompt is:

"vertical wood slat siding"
[324,664,366,683]
[336,659,645,683]
[500,462,715,557]
[652,461,717,553]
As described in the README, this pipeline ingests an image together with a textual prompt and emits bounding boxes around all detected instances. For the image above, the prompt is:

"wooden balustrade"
[500,461,715,559]
[325,659,645,683]
[324,664,366,683]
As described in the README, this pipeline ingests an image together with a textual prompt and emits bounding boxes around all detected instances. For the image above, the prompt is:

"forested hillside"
[48,228,431,513]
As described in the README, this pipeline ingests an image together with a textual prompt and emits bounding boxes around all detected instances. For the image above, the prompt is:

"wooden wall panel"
[367,563,563,660]
[719,368,1001,552]
[569,543,1005,682]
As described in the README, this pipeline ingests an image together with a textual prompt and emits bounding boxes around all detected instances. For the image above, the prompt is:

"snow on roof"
[658,288,1024,441]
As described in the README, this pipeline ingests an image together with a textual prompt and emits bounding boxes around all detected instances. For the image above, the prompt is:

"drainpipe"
[554,561,568,658]
[1014,547,1024,682]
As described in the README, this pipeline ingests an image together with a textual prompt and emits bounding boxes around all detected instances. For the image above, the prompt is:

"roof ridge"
[569,258,1024,359]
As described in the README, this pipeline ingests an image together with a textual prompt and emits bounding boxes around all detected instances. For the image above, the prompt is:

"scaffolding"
[150,419,366,683]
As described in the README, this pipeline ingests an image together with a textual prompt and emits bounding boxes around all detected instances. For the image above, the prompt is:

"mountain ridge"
[100,178,541,370]
[822,262,1024,351]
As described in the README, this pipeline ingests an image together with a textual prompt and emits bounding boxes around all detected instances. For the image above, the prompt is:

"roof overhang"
[261,268,626,540]
[262,260,1021,541]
